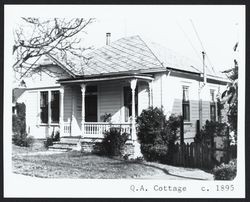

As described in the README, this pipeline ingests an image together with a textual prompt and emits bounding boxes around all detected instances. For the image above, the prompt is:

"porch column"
[130,79,142,158]
[81,83,86,136]
[60,85,64,136]
[130,79,137,141]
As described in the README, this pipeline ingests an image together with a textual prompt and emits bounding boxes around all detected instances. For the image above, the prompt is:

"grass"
[12,144,213,180]
[12,144,159,178]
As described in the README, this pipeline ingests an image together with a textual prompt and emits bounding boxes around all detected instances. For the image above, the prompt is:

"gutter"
[57,75,154,84]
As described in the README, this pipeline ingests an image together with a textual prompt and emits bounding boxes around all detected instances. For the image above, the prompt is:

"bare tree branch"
[13,17,95,79]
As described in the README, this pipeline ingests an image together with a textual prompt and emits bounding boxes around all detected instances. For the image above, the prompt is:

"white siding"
[152,72,227,143]
[98,81,122,123]
[138,81,149,115]
[26,90,59,139]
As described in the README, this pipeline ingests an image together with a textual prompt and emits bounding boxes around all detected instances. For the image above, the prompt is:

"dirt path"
[138,161,213,180]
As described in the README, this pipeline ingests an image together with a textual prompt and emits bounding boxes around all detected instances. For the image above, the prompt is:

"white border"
[4,5,245,198]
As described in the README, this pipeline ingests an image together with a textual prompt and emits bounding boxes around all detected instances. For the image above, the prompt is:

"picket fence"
[172,142,237,169]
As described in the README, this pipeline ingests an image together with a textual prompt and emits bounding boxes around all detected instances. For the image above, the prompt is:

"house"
[18,35,229,157]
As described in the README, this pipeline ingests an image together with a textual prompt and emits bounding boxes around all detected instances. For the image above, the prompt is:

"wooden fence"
[172,142,237,169]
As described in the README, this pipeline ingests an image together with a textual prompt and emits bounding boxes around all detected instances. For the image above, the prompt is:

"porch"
[63,121,132,138]
[58,75,154,140]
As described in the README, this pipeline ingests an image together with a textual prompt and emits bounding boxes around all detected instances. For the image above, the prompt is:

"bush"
[12,103,26,135]
[136,107,181,163]
[12,133,34,147]
[12,102,33,147]
[44,137,53,148]
[194,120,228,145]
[213,159,237,180]
[51,130,60,141]
[99,128,129,156]
[141,144,168,162]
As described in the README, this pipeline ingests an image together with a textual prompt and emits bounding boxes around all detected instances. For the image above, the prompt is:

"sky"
[8,5,245,73]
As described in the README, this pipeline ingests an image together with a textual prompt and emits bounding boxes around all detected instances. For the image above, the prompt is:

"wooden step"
[48,147,71,152]
[60,136,81,143]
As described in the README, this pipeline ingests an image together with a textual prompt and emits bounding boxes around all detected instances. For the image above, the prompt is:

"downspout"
[198,51,206,132]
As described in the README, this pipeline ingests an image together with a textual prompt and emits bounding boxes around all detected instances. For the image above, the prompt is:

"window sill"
[184,122,192,125]
[39,123,60,126]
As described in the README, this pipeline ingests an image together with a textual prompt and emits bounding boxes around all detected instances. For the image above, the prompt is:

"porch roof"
[57,73,154,84]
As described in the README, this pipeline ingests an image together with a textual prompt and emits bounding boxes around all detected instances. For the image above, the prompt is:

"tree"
[221,42,238,142]
[13,17,95,79]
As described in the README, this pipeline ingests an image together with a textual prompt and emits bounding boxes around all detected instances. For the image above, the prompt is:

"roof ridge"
[136,35,165,69]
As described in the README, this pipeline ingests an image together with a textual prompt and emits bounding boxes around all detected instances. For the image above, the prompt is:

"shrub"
[141,144,168,162]
[12,102,26,135]
[12,102,33,147]
[100,113,112,122]
[51,130,60,141]
[213,159,237,180]
[12,133,34,147]
[194,120,228,145]
[136,107,181,163]
[137,107,167,145]
[99,128,129,156]
[44,137,53,148]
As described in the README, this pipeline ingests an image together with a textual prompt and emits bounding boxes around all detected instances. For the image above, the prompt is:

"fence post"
[180,116,184,145]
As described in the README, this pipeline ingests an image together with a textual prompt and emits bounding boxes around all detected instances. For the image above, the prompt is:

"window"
[182,86,190,122]
[40,90,60,124]
[210,90,216,122]
[40,91,48,123]
[51,91,60,123]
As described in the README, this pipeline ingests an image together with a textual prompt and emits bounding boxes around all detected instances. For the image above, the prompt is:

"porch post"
[81,83,86,136]
[130,79,137,141]
[60,85,64,136]
[130,79,142,158]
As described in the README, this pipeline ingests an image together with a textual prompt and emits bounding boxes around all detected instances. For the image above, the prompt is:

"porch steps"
[48,137,80,152]
[48,136,103,152]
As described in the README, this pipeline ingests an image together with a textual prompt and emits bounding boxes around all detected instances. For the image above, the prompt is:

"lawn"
[12,144,213,180]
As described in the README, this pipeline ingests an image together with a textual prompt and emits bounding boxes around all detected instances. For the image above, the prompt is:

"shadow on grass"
[104,157,210,180]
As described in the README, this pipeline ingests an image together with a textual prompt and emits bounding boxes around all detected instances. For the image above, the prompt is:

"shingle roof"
[51,35,225,79]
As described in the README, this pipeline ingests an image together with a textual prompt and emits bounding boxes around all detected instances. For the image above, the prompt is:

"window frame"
[40,91,49,124]
[39,89,60,125]
[210,89,216,122]
[182,85,190,122]
[51,90,60,124]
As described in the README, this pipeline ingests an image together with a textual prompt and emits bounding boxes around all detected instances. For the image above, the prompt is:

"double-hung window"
[40,90,60,124]
[210,89,216,122]
[182,86,190,122]
[51,91,60,123]
[40,91,49,124]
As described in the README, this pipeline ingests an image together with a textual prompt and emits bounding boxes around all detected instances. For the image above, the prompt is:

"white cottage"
[19,35,228,155]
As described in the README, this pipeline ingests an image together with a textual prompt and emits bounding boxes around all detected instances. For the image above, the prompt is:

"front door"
[85,86,97,122]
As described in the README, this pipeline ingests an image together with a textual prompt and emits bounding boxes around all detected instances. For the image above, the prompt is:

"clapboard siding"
[63,86,73,122]
[26,91,39,137]
[138,81,149,115]
[202,101,211,125]
[152,74,162,108]
[172,99,182,115]
[26,89,60,139]
[99,81,122,122]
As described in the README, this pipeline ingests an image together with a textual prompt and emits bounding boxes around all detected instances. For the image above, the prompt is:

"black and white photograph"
[4,5,245,198]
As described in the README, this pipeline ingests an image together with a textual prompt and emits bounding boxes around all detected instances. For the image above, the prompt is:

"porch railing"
[63,122,71,136]
[84,122,132,138]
